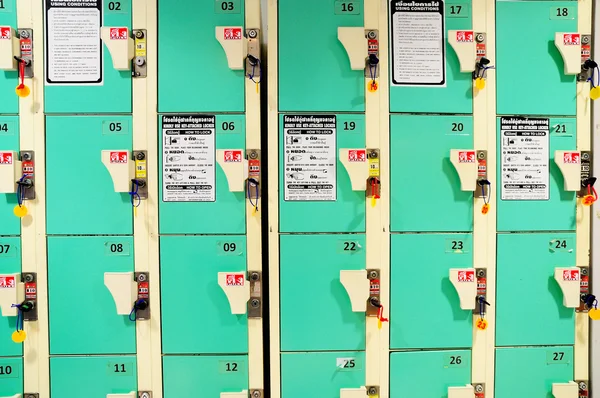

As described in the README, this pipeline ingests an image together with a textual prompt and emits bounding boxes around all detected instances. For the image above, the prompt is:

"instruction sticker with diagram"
[283,115,337,201]
[500,117,550,201]
[389,0,446,86]
[45,0,103,85]
[162,115,216,202]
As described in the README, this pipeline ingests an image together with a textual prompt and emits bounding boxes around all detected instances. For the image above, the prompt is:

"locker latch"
[132,29,147,78]
[133,151,148,200]
[366,269,380,317]
[577,380,589,398]
[24,394,39,398]
[18,151,35,200]
[576,267,593,313]
[138,392,152,398]
[475,151,489,199]
[133,272,150,320]
[474,383,485,398]
[366,386,379,396]
[249,389,263,398]
[366,150,380,204]
[472,34,493,90]
[247,271,262,318]
[101,150,148,199]
[577,35,593,82]
[365,30,379,91]
[247,149,261,202]
[246,30,261,89]
[17,29,33,78]
[21,272,37,322]
[578,152,597,205]
[475,269,487,315]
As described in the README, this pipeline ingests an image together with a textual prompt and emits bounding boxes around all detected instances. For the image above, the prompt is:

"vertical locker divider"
[18,0,48,396]
[132,0,161,396]
[575,0,593,385]
[472,0,496,395]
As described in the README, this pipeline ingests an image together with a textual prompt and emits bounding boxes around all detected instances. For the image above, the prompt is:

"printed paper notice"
[500,117,550,201]
[45,0,103,85]
[390,0,446,86]
[283,115,337,201]
[162,115,216,202]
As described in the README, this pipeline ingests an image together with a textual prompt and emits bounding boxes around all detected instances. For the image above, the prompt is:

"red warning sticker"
[0,27,11,40]
[226,274,245,286]
[458,151,476,163]
[348,149,366,162]
[456,31,474,43]
[224,28,242,40]
[563,269,580,281]
[0,276,15,288]
[457,270,475,282]
[224,150,243,162]
[0,152,13,165]
[110,151,128,163]
[110,27,128,40]
[563,33,580,45]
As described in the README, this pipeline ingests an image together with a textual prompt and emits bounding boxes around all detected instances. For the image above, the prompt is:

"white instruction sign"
[283,115,337,201]
[45,0,103,85]
[162,115,216,202]
[390,0,446,87]
[500,117,550,201]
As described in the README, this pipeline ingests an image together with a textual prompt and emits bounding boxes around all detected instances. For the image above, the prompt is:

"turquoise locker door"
[0,118,19,235]
[390,234,473,349]
[50,356,137,398]
[390,115,473,232]
[44,1,133,113]
[389,0,473,114]
[48,237,136,355]
[496,347,574,397]
[160,236,248,354]
[0,237,21,356]
[390,351,471,397]
[281,352,365,398]
[497,1,577,116]
[158,1,245,113]
[496,233,575,346]
[0,358,23,396]
[163,356,248,398]
[279,114,366,233]
[280,235,366,351]
[46,116,133,235]
[497,118,576,232]
[159,115,246,234]
[279,0,365,112]
[0,1,18,114]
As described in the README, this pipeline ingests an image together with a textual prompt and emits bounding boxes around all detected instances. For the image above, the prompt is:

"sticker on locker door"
[162,115,216,202]
[44,0,103,85]
[0,153,12,164]
[390,0,445,86]
[283,115,336,201]
[0,276,15,288]
[500,117,550,200]
[0,27,10,39]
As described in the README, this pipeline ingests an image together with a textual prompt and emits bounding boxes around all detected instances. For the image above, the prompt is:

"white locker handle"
[449,269,477,310]
[338,27,367,71]
[448,385,474,398]
[340,387,367,398]
[0,394,22,398]
[554,33,582,75]
[217,272,250,315]
[220,391,248,398]
[449,149,478,192]
[104,272,136,316]
[447,30,477,73]
[552,381,578,398]
[216,150,248,192]
[0,151,21,194]
[215,26,247,70]
[0,27,19,71]
[101,150,133,193]
[554,151,582,192]
[554,267,581,308]
[101,27,134,71]
[339,149,369,191]
[340,270,369,312]
[107,392,136,398]
[0,274,24,317]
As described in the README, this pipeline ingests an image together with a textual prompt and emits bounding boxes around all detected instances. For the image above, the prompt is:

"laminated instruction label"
[500,117,550,201]
[162,115,216,202]
[389,0,446,87]
[45,0,103,85]
[283,115,337,201]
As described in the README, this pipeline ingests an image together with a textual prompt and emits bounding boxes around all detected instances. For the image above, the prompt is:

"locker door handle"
[449,150,478,192]
[220,391,248,398]
[215,27,247,70]
[0,151,20,193]
[0,27,19,71]
[338,27,368,71]
[216,150,248,192]
[554,267,581,308]
[447,30,477,73]
[217,272,250,315]
[554,33,582,75]
[449,269,477,310]
[340,387,367,398]
[340,270,369,312]
[101,150,134,193]
[448,385,474,398]
[552,381,578,398]
[100,27,134,71]
[339,149,369,191]
[0,393,21,398]
[104,272,137,316]
[106,392,136,398]
[554,151,582,192]
[0,274,24,317]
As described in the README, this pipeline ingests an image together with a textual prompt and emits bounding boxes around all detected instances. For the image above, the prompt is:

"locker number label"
[447,3,469,18]
[445,239,469,254]
[217,241,243,256]
[336,357,360,370]
[102,120,129,135]
[0,364,18,378]
[444,354,467,368]
[219,360,246,373]
[0,243,14,257]
[105,242,131,256]
[0,0,13,13]
[550,6,574,19]
[334,1,361,15]
[108,362,133,375]
[107,1,128,13]
[549,238,573,253]
[547,350,570,364]
[553,122,574,136]
[0,122,15,135]
[338,240,362,253]
[215,0,240,13]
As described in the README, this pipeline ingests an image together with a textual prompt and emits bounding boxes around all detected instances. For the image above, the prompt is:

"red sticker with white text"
[0,27,11,40]
[563,269,580,281]
[224,28,242,40]
[226,274,245,286]
[563,152,580,164]
[0,276,15,288]
[456,31,474,43]
[0,152,13,165]
[110,151,128,163]
[224,150,243,162]
[458,151,476,163]
[563,33,580,45]
[348,150,366,162]
[457,270,475,282]
[110,27,128,40]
